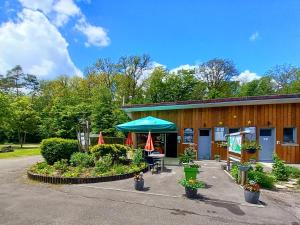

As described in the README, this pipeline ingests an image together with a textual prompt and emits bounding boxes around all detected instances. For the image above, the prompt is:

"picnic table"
[148,153,165,172]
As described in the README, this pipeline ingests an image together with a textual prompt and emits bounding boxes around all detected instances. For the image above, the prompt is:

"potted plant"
[214,154,221,162]
[179,144,196,165]
[133,172,144,191]
[217,141,228,148]
[179,178,205,199]
[244,181,260,204]
[242,141,261,154]
[238,162,251,172]
[184,163,200,180]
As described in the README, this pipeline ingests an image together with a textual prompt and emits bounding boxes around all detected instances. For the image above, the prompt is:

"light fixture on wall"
[267,121,271,126]
[219,121,223,125]
[247,120,251,125]
[203,123,206,127]
[233,115,237,119]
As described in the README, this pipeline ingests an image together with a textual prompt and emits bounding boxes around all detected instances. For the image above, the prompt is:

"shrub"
[30,162,55,175]
[248,170,275,189]
[254,163,264,173]
[179,144,196,164]
[272,154,289,181]
[230,164,239,182]
[286,166,300,179]
[93,154,113,174]
[54,159,69,173]
[113,164,128,175]
[70,152,95,168]
[298,178,300,186]
[132,148,144,166]
[41,138,79,165]
[90,144,128,164]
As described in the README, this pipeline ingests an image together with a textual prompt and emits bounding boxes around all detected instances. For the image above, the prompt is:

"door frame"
[258,127,276,162]
[198,128,212,160]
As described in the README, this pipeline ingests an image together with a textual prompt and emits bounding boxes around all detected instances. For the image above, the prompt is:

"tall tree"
[197,58,238,98]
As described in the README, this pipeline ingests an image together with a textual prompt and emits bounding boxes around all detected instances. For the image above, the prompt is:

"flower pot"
[244,190,260,204]
[246,148,257,154]
[238,165,250,172]
[184,167,199,180]
[134,180,144,191]
[185,187,198,199]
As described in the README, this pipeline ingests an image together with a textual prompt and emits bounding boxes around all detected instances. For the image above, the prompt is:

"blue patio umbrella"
[116,116,176,132]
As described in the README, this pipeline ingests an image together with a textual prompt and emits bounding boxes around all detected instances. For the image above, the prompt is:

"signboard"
[228,134,242,154]
[183,128,194,143]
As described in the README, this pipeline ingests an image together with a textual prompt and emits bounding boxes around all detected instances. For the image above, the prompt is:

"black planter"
[244,190,260,204]
[246,148,257,154]
[134,180,144,191]
[185,187,198,199]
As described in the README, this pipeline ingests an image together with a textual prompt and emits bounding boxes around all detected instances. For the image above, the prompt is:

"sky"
[0,0,300,82]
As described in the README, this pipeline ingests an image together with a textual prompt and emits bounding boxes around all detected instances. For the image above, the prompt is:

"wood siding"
[131,103,300,164]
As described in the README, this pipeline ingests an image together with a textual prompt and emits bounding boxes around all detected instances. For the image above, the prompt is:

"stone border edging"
[27,166,148,184]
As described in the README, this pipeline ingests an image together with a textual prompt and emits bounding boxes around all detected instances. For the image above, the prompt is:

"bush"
[254,163,264,173]
[54,159,69,173]
[132,148,144,166]
[230,164,239,182]
[41,138,79,165]
[179,144,196,164]
[286,166,300,179]
[93,154,113,174]
[70,152,95,168]
[90,144,128,164]
[248,170,275,189]
[272,154,289,181]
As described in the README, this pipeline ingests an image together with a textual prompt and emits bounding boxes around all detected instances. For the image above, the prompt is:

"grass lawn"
[0,144,40,159]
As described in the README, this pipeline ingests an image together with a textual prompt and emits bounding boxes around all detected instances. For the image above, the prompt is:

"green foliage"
[230,164,239,182]
[241,141,261,151]
[132,148,144,166]
[272,154,289,181]
[70,152,95,168]
[248,170,275,189]
[254,163,264,173]
[179,145,196,164]
[93,154,113,173]
[286,166,300,179]
[179,178,205,189]
[40,138,79,165]
[90,144,128,164]
[30,162,55,175]
[53,159,69,173]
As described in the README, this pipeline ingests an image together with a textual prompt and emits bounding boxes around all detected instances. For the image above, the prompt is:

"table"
[148,153,165,172]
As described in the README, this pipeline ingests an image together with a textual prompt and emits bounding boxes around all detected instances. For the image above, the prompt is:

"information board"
[228,134,242,154]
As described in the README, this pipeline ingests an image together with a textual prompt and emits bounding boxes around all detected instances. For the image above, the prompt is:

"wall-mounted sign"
[183,128,194,143]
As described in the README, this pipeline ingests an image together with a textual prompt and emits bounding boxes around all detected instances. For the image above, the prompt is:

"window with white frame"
[214,127,228,141]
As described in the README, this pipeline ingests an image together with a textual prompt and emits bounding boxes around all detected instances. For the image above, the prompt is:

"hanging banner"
[228,134,242,154]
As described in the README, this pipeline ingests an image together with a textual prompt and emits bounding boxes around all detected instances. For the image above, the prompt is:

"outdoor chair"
[145,156,159,174]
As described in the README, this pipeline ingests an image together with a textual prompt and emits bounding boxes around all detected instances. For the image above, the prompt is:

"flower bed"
[28,162,148,184]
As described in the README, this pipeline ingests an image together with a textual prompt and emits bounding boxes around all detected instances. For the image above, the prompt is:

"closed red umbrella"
[145,131,154,152]
[125,132,133,146]
[98,132,105,145]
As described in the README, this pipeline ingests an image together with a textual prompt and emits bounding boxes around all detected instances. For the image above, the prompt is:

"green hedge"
[90,144,129,163]
[41,138,79,165]
[70,152,95,168]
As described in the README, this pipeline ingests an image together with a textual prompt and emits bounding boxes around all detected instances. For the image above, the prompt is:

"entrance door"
[259,128,275,162]
[198,129,211,159]
[165,133,177,157]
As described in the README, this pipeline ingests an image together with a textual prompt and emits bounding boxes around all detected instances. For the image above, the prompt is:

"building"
[122,94,300,164]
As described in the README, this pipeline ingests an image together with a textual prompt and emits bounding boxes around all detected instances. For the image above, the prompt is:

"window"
[283,128,297,144]
[183,128,194,143]
[244,127,256,141]
[229,128,239,134]
[214,127,227,141]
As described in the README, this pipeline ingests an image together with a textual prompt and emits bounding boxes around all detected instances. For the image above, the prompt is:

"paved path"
[0,156,300,225]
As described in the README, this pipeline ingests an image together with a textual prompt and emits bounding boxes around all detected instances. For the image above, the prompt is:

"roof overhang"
[123,97,300,113]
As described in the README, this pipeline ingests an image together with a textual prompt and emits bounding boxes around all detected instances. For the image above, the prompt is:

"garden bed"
[27,162,148,184]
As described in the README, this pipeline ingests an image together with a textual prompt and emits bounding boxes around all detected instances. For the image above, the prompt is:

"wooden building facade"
[123,94,300,164]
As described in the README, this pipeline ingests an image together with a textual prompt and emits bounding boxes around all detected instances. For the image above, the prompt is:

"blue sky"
[0,0,300,80]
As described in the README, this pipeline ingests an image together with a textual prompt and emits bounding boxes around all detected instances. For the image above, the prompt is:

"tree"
[266,64,299,93]
[118,54,151,103]
[238,76,276,97]
[10,97,40,147]
[197,58,239,98]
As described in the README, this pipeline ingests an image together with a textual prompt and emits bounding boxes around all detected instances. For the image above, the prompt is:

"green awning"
[116,116,176,132]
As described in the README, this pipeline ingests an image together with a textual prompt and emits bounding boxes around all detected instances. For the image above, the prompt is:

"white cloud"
[75,17,110,47]
[0,9,82,78]
[232,70,261,83]
[17,0,110,47]
[170,64,196,73]
[249,31,260,42]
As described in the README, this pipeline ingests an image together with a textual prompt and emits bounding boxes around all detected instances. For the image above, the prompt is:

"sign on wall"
[183,128,194,143]
[228,134,242,154]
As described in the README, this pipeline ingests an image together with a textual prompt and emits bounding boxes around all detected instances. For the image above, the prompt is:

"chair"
[145,156,159,174]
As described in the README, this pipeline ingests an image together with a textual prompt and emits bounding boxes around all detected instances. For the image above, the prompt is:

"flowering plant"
[179,178,205,189]
[244,181,260,192]
[133,172,144,181]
